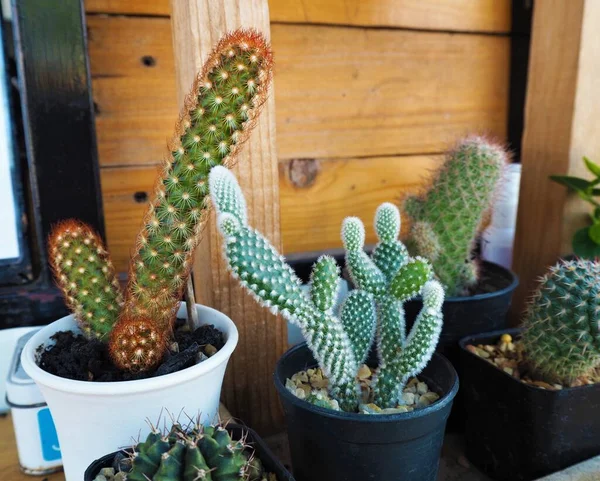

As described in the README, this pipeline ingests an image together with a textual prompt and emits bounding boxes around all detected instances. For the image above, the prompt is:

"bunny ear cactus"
[127,421,266,481]
[521,259,600,385]
[107,29,273,372]
[404,136,508,296]
[48,220,123,339]
[342,204,441,407]
[210,166,445,411]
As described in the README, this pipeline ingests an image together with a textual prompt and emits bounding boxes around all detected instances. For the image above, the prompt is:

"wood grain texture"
[101,154,442,271]
[279,155,444,252]
[85,0,511,32]
[88,17,510,167]
[512,0,600,319]
[169,0,284,435]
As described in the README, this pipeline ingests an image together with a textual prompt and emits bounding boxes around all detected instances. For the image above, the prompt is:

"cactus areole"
[45,29,273,374]
[209,166,445,411]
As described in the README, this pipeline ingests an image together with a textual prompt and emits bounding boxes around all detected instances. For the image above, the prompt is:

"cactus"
[48,220,123,339]
[126,421,266,481]
[121,28,273,331]
[105,29,273,372]
[521,259,600,385]
[209,166,445,411]
[404,136,508,296]
[342,204,442,407]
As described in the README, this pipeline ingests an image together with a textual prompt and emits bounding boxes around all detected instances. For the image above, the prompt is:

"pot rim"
[21,302,238,396]
[439,260,519,303]
[459,327,600,395]
[274,343,459,423]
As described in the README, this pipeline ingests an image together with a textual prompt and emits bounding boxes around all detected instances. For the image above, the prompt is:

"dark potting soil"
[464,262,513,296]
[37,319,224,382]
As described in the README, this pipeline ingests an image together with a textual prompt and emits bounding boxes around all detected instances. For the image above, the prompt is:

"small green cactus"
[48,220,123,339]
[126,421,266,481]
[404,136,508,296]
[521,259,600,385]
[209,166,445,411]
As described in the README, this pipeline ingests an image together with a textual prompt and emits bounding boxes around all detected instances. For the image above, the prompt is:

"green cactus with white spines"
[127,422,265,481]
[404,136,508,296]
[521,259,600,385]
[342,204,441,406]
[209,166,445,411]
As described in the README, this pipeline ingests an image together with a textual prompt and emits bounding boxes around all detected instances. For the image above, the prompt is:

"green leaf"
[584,157,600,177]
[573,227,600,258]
[594,207,600,220]
[590,224,600,245]
[550,175,591,192]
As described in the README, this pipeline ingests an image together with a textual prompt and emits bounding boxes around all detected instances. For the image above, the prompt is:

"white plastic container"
[482,163,522,269]
[0,326,38,413]
[21,302,238,481]
[6,330,62,475]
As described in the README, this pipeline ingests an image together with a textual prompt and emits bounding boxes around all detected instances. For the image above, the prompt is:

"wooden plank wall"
[85,0,512,273]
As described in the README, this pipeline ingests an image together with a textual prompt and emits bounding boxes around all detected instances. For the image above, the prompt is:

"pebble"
[204,344,218,356]
[287,365,440,414]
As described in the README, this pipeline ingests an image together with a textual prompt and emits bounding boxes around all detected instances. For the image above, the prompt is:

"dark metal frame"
[0,0,104,328]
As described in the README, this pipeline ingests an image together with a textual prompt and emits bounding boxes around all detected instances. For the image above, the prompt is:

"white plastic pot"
[21,302,238,481]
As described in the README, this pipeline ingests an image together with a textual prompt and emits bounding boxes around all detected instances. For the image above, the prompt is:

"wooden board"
[511,0,600,318]
[85,0,511,33]
[101,154,443,271]
[170,0,284,435]
[279,154,444,252]
[88,16,510,167]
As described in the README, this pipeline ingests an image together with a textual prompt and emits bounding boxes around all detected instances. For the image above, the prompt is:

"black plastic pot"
[83,423,294,481]
[274,343,458,481]
[460,329,600,480]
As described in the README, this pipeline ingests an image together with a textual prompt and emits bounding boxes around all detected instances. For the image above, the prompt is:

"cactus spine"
[126,421,265,481]
[209,166,445,411]
[521,259,600,385]
[48,220,123,339]
[404,136,508,296]
[106,29,273,372]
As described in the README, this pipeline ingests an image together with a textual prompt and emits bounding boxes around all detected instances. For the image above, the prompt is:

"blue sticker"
[38,408,61,461]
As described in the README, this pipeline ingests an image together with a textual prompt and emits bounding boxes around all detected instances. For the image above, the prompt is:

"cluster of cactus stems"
[126,419,265,481]
[47,29,274,373]
[209,166,445,411]
[521,259,600,385]
[404,136,508,296]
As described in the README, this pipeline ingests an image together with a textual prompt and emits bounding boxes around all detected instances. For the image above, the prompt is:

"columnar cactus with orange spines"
[48,220,123,339]
[120,29,273,333]
[106,29,273,372]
